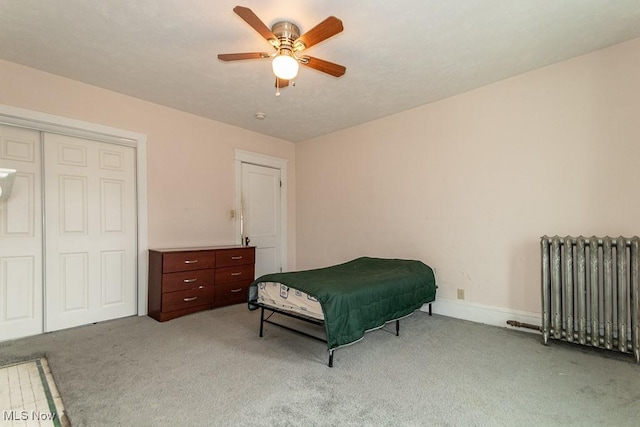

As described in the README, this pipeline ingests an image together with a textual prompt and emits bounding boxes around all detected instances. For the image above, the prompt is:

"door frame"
[234,149,287,272]
[0,103,149,316]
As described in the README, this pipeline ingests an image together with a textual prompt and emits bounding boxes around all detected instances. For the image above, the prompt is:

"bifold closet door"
[0,125,43,341]
[44,133,137,332]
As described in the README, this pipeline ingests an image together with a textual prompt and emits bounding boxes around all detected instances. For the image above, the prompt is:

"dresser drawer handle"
[183,296,198,302]
[231,256,243,260]
[230,288,243,293]
[184,260,198,264]
[198,285,204,289]
[231,272,242,276]
[183,278,197,283]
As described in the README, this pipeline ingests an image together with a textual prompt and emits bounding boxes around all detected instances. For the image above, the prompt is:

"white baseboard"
[421,298,541,334]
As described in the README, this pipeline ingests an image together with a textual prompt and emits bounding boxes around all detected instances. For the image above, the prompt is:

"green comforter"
[249,257,437,349]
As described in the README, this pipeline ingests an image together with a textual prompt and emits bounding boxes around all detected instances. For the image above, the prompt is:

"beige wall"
[2,35,639,318]
[296,37,640,315]
[0,59,296,268]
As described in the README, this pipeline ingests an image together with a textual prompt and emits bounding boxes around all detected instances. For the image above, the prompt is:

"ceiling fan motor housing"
[271,21,303,54]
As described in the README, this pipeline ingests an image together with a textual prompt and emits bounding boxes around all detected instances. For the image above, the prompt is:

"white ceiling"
[1,1,640,142]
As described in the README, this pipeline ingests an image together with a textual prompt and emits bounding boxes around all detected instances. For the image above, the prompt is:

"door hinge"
[280,180,282,188]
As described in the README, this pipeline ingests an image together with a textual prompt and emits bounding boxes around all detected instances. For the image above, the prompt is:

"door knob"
[244,236,251,246]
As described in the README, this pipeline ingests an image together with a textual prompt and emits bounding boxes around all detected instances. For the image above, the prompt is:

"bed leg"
[328,349,334,368]
[429,303,432,316]
[396,319,400,336]
[259,306,265,337]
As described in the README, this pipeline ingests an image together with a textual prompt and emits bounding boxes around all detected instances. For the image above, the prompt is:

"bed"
[248,257,437,366]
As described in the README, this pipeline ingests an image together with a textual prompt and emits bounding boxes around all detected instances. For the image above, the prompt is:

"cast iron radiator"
[541,236,640,362]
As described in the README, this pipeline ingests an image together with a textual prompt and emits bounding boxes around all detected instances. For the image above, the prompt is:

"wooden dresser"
[148,245,255,321]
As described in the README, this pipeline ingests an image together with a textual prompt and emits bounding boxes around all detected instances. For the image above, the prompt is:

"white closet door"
[44,133,137,331]
[0,125,43,341]
[242,163,282,278]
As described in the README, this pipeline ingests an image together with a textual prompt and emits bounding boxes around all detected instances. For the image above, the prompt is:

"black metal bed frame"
[252,301,433,367]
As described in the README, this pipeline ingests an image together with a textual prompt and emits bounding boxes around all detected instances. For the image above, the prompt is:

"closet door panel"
[0,125,42,341]
[44,133,137,332]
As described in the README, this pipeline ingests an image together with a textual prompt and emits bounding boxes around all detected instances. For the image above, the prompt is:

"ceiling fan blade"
[295,16,343,50]
[217,52,271,61]
[233,6,279,47]
[275,78,290,88]
[300,56,346,77]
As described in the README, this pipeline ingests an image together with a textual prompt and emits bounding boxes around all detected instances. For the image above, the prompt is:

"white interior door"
[241,163,282,278]
[0,125,43,341]
[44,133,137,332]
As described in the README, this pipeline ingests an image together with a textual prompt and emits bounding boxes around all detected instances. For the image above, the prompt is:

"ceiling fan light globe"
[272,55,299,80]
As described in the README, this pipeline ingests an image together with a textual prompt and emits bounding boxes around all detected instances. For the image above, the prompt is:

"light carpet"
[1,305,639,426]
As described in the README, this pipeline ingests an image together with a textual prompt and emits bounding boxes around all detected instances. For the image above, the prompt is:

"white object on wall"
[0,168,17,200]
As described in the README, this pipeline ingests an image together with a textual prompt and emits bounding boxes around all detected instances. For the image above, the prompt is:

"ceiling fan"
[218,6,346,93]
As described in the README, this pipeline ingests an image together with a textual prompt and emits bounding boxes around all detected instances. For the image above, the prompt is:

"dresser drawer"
[162,286,214,312]
[163,251,216,273]
[215,264,255,285]
[214,282,249,306]
[162,269,215,293]
[215,248,255,267]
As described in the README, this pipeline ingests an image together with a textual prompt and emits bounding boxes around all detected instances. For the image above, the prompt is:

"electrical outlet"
[229,209,236,219]
[457,289,465,300]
